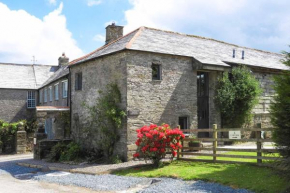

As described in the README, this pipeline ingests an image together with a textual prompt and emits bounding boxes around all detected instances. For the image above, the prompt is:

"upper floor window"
[27,91,36,108]
[39,90,43,104]
[54,83,59,101]
[44,88,47,103]
[49,86,52,102]
[152,64,161,80]
[75,72,82,91]
[62,80,68,98]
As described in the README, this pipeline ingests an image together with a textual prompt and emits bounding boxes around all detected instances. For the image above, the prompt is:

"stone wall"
[70,52,128,159]
[38,77,69,107]
[126,51,198,158]
[0,89,36,122]
[251,70,276,128]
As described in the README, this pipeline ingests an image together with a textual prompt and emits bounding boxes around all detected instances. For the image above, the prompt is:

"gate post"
[256,123,262,164]
[213,124,217,162]
[16,123,27,154]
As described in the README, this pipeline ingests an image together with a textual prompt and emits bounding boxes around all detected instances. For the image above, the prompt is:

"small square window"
[152,64,161,80]
[75,72,82,91]
[179,117,188,130]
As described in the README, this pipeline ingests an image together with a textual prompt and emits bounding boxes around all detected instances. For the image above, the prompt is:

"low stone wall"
[35,139,71,160]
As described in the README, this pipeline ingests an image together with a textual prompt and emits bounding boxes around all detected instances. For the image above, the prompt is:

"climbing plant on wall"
[84,83,126,158]
[215,65,262,128]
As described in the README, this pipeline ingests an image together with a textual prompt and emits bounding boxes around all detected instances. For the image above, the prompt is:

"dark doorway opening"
[197,72,209,138]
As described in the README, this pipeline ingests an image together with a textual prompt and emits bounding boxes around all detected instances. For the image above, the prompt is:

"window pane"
[179,117,188,130]
[152,64,161,80]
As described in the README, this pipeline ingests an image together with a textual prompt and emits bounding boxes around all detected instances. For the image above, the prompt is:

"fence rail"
[177,124,280,165]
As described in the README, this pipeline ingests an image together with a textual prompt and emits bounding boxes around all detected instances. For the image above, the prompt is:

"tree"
[271,49,290,162]
[215,65,262,127]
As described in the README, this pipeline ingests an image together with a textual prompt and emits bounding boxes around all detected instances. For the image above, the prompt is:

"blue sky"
[0,0,290,65]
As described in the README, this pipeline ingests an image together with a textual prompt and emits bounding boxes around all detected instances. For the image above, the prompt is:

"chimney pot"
[105,23,123,44]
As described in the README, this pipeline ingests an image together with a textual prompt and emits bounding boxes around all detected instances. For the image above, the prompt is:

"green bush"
[48,142,83,162]
[215,66,262,127]
[270,49,290,179]
[48,142,68,162]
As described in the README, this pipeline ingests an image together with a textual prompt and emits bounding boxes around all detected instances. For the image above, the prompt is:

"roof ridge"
[70,27,142,65]
[143,26,284,56]
[126,27,145,49]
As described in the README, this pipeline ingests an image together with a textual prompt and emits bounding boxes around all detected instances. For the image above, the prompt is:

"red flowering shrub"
[133,124,185,167]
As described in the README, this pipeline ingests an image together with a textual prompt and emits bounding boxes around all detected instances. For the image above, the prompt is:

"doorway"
[197,72,209,137]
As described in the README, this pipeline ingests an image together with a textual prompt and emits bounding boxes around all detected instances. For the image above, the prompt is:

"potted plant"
[188,134,202,151]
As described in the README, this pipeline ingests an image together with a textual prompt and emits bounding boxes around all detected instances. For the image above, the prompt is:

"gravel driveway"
[0,155,253,193]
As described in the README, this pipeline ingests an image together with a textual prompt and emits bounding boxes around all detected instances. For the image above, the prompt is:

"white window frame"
[44,88,47,103]
[49,86,52,102]
[62,80,68,98]
[54,83,59,101]
[27,91,36,108]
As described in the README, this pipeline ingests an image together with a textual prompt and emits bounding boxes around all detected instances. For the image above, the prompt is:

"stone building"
[69,24,289,160]
[0,54,70,140]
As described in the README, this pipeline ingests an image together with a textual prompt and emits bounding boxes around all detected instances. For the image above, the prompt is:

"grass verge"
[113,160,288,193]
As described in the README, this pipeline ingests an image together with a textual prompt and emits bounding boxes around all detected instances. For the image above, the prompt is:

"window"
[152,64,161,80]
[39,90,43,104]
[75,72,82,90]
[179,117,188,130]
[62,80,68,98]
[27,91,36,108]
[54,83,59,100]
[49,86,52,101]
[44,88,47,103]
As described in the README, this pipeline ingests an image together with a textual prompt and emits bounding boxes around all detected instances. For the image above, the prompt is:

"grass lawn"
[114,158,288,193]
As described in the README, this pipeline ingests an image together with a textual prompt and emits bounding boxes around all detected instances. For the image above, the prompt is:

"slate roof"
[70,27,288,71]
[0,63,58,89]
[40,65,69,88]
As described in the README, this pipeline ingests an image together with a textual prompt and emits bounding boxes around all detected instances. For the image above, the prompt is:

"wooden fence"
[177,124,281,165]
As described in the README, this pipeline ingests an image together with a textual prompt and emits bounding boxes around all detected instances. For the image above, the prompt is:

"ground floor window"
[179,116,188,130]
[27,91,36,108]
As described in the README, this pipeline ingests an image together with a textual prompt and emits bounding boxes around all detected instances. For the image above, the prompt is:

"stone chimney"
[105,22,123,44]
[58,53,69,66]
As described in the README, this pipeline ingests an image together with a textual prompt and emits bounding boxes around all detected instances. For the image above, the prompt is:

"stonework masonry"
[126,51,198,158]
[70,51,128,159]
[0,89,36,122]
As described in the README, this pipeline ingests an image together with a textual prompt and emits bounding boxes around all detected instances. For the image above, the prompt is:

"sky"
[0,0,290,65]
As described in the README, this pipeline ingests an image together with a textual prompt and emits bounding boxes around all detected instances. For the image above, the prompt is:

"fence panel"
[178,125,280,165]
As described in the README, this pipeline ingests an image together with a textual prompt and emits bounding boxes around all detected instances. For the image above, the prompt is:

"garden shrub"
[215,65,262,127]
[60,142,82,162]
[134,124,185,167]
[48,142,68,162]
[270,49,290,180]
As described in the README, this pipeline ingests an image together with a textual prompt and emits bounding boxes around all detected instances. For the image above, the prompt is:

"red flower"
[145,133,153,139]
[172,151,177,157]
[133,153,140,157]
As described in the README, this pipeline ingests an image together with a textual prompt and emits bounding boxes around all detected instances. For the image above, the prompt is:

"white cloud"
[93,34,105,42]
[48,0,57,5]
[0,2,84,65]
[124,0,290,53]
[87,0,102,7]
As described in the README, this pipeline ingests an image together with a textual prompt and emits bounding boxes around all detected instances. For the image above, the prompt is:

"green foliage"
[109,155,123,164]
[270,48,290,178]
[48,142,67,162]
[84,83,126,158]
[215,66,262,127]
[48,142,82,162]
[0,119,37,151]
